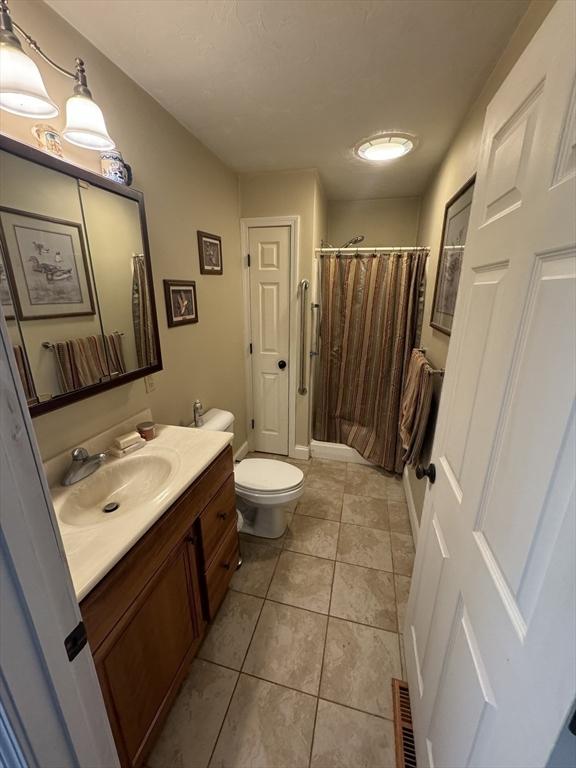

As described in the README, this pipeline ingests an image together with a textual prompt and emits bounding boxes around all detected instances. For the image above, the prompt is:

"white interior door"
[248,226,291,454]
[405,4,576,767]
[0,315,118,767]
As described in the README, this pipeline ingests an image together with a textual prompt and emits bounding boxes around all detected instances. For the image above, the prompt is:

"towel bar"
[414,347,444,376]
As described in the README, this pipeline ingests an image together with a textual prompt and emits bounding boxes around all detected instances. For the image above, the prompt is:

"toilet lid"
[235,459,304,493]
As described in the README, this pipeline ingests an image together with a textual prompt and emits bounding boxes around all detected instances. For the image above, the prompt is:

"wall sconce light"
[0,0,115,150]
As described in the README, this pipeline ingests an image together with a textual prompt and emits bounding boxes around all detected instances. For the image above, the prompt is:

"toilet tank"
[196,408,234,433]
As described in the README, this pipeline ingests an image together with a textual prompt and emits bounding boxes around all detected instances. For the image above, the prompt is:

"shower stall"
[309,242,429,473]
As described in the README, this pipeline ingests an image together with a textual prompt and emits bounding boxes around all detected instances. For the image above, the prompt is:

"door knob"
[277,360,287,370]
[416,463,436,484]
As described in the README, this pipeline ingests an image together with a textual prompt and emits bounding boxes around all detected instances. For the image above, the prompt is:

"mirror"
[0,136,161,415]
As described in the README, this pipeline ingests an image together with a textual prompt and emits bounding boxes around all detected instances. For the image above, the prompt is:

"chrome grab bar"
[298,279,309,395]
[310,302,320,357]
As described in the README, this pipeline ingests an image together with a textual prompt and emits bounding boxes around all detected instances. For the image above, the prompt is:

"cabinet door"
[101,542,201,764]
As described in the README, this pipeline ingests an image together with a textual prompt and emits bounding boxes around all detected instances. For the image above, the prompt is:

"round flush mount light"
[354,132,417,163]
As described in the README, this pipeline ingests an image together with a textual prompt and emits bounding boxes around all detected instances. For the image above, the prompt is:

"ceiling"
[47,0,529,200]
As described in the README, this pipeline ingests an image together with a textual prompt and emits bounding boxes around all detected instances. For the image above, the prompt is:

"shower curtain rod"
[315,246,430,253]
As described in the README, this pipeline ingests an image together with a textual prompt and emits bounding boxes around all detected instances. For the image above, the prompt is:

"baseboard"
[291,444,310,460]
[310,439,372,465]
[234,441,249,462]
[402,466,419,547]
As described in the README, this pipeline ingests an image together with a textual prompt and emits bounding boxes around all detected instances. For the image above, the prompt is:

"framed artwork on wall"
[197,230,223,275]
[430,175,476,335]
[163,279,198,327]
[0,208,95,320]
[0,247,15,319]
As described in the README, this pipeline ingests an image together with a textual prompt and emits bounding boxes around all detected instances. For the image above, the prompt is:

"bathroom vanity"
[49,425,238,767]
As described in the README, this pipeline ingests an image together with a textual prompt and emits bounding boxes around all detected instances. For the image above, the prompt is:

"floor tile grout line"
[313,497,342,754]
[307,552,338,768]
[205,531,287,768]
[279,537,413,577]
[204,658,242,768]
[246,591,398,633]
[237,670,396,724]
[192,660,398,726]
[229,570,403,634]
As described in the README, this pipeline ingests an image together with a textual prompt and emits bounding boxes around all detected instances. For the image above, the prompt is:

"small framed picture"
[163,279,198,327]
[430,175,476,336]
[197,230,223,275]
[0,207,95,320]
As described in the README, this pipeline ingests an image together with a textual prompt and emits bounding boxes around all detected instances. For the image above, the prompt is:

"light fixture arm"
[0,0,92,96]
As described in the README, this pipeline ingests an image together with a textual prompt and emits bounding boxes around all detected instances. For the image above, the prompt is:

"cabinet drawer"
[205,523,239,620]
[200,475,236,566]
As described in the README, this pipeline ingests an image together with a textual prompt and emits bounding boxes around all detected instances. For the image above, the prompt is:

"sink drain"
[103,501,120,513]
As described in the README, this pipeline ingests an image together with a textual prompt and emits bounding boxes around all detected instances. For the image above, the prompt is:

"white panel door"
[248,226,291,454]
[405,4,576,767]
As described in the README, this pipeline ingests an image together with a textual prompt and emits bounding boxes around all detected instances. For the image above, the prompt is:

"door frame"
[240,216,300,458]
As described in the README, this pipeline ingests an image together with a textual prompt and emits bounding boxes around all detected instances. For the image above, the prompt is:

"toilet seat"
[234,459,304,506]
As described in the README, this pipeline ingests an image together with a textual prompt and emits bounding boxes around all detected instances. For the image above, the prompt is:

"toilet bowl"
[192,408,304,538]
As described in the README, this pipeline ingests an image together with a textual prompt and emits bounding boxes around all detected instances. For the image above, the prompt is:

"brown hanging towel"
[399,348,435,466]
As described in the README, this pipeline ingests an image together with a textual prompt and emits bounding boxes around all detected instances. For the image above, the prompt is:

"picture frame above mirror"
[0,134,163,417]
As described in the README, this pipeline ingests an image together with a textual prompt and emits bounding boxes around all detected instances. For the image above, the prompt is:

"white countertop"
[50,424,233,601]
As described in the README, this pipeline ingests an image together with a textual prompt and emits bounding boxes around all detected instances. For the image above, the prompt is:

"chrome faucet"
[62,447,107,486]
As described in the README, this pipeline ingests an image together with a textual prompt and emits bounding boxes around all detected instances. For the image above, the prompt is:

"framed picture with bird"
[0,208,95,319]
[163,279,198,327]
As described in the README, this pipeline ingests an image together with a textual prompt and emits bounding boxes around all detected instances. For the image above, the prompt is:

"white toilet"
[194,408,304,538]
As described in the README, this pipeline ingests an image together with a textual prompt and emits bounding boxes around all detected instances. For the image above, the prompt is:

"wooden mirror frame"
[0,134,163,417]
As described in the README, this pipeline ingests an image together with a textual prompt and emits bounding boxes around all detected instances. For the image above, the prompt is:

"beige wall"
[407,0,556,520]
[2,0,246,459]
[327,197,420,247]
[239,169,324,447]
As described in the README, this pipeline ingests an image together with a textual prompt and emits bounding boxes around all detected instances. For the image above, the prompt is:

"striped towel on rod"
[53,332,126,393]
[399,348,435,466]
[13,345,36,403]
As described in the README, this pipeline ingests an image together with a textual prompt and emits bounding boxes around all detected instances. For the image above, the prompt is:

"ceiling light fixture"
[354,132,417,163]
[0,0,115,150]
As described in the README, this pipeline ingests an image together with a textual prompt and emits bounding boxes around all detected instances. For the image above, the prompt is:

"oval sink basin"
[56,453,177,527]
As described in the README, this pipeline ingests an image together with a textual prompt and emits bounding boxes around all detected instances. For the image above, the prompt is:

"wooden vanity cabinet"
[80,446,237,767]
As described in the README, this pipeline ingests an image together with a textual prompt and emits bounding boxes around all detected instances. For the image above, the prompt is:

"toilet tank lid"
[197,408,234,431]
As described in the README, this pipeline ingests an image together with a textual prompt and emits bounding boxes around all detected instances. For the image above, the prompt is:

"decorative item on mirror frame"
[430,174,476,336]
[197,230,223,275]
[100,149,132,185]
[163,279,198,327]
[31,123,63,158]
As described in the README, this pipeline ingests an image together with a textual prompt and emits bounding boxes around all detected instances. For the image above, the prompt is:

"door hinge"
[251,419,255,429]
[249,343,253,354]
[64,620,87,662]
[247,253,251,267]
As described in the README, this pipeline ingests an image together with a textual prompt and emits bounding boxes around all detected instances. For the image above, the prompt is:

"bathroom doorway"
[241,218,300,456]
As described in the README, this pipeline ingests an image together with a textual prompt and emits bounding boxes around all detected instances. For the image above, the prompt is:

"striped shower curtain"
[313,250,427,473]
[132,253,156,368]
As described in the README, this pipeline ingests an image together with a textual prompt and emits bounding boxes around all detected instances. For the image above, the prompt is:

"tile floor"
[148,455,415,768]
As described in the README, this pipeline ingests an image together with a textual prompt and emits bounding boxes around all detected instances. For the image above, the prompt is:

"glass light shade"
[356,134,415,162]
[0,43,59,118]
[63,94,115,150]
